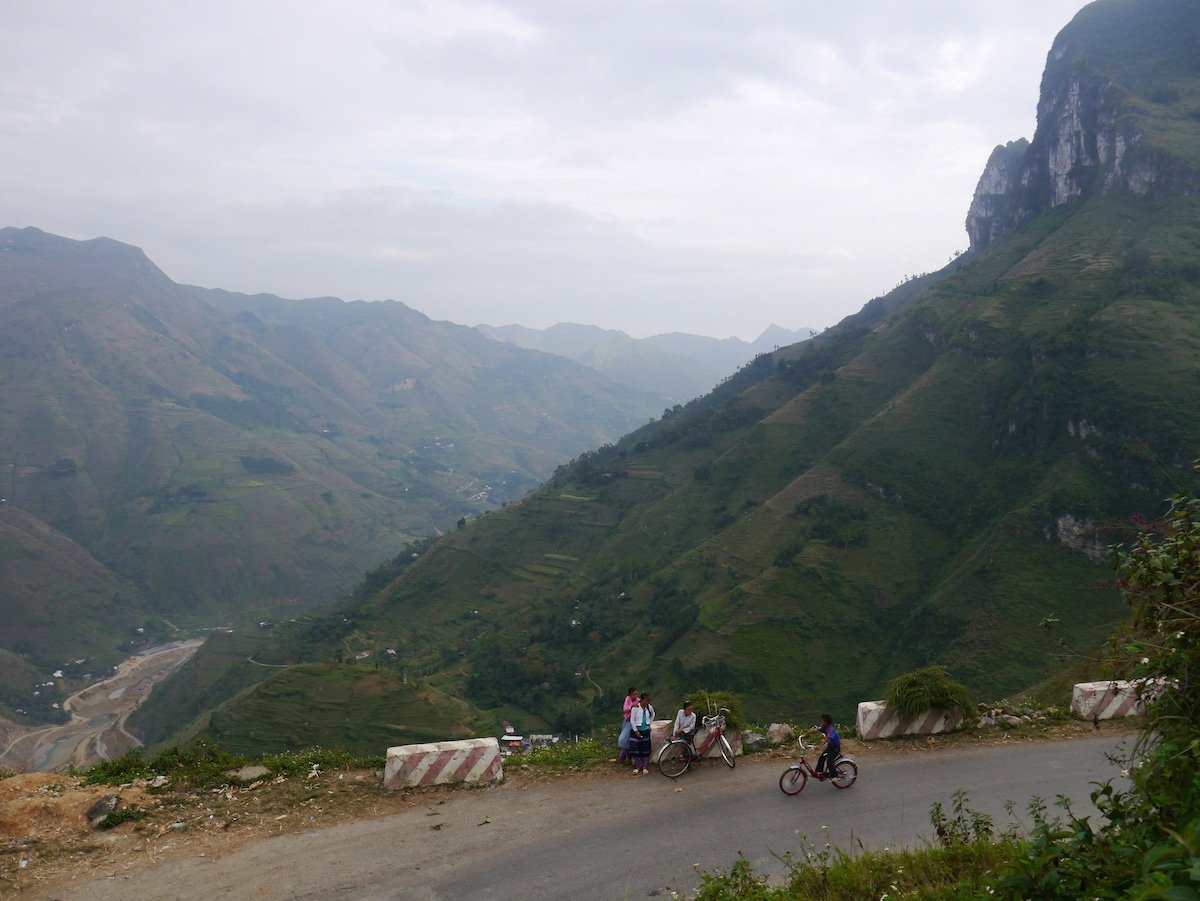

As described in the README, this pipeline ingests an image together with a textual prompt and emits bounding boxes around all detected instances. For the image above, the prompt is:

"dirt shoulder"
[1,719,1139,899]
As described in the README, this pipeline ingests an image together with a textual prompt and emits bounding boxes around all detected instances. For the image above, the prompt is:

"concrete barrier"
[649,719,742,759]
[384,737,503,790]
[1071,680,1143,720]
[856,700,963,740]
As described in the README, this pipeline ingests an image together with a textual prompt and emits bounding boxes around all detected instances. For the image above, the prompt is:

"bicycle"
[778,729,858,794]
[656,707,736,777]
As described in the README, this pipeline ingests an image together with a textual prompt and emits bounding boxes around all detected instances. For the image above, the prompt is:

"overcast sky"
[3,1,1088,339]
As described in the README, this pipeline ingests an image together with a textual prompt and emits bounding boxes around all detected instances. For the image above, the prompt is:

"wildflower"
[1120,768,1129,777]
[1141,657,1150,664]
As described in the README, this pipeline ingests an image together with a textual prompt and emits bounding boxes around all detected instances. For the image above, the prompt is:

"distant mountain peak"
[751,323,814,351]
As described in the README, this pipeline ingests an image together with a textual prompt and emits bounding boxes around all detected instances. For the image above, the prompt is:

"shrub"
[683,689,747,732]
[883,666,973,721]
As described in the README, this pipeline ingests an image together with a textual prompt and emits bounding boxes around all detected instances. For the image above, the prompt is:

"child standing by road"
[629,692,655,774]
[617,687,638,764]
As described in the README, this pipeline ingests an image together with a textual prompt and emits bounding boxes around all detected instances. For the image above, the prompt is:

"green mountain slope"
[0,228,662,715]
[136,0,1200,750]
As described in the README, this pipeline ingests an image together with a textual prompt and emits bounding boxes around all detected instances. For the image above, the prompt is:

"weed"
[96,807,149,831]
[520,739,609,768]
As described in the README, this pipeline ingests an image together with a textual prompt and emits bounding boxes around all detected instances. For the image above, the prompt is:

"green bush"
[683,689,747,732]
[883,666,973,721]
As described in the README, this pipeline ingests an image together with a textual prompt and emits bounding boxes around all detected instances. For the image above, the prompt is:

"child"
[629,692,655,774]
[617,687,638,763]
[815,713,841,779]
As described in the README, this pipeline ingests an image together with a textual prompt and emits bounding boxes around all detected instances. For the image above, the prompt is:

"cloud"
[0,0,1087,338]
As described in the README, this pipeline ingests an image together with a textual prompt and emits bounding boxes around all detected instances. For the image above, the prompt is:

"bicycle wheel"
[718,733,735,769]
[831,759,857,789]
[656,740,692,778]
[779,765,807,795]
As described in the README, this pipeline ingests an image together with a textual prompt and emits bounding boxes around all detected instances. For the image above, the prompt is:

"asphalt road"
[55,734,1132,901]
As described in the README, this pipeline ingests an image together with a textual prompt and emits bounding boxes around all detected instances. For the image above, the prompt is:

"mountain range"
[0,229,667,718]
[127,0,1200,754]
[477,322,815,404]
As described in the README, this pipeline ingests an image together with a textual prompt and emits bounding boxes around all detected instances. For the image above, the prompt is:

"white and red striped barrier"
[856,701,963,740]
[1071,681,1143,720]
[384,737,503,790]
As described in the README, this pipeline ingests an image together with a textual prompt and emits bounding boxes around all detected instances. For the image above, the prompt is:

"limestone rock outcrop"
[965,0,1200,251]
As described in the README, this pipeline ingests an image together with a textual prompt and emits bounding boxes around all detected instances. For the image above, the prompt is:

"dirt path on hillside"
[0,641,203,772]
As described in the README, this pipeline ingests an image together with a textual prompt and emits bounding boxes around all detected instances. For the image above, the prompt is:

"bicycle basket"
[702,714,726,730]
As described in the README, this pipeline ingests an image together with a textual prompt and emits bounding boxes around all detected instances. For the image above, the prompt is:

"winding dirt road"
[0,640,202,772]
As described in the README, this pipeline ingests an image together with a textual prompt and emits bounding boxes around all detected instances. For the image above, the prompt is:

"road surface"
[54,734,1132,901]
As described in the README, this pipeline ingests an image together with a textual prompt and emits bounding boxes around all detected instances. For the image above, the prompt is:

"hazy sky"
[3,1,1087,339]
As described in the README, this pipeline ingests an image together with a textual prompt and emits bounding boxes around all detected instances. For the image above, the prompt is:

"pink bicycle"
[779,730,857,794]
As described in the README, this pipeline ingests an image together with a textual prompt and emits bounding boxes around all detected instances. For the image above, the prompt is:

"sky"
[2,1,1089,339]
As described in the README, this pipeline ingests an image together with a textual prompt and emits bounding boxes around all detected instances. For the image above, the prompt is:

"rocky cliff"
[966,0,1200,250]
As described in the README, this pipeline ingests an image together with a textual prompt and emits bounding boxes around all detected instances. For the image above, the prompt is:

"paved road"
[56,735,1132,901]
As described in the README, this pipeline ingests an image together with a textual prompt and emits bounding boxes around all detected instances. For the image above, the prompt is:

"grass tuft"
[884,667,973,722]
[82,742,385,789]
[520,739,610,768]
[96,807,150,830]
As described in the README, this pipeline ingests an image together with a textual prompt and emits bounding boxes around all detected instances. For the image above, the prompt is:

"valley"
[125,0,1200,755]
[0,640,202,772]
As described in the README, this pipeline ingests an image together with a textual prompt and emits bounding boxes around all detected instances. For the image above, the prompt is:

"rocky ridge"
[966,0,1200,249]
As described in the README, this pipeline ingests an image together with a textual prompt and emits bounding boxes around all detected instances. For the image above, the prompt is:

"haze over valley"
[1,0,1199,782]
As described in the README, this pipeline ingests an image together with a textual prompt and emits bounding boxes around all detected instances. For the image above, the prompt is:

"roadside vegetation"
[883,667,973,722]
[81,743,385,790]
[695,485,1200,898]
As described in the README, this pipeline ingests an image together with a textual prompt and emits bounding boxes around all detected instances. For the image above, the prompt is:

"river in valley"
[0,639,204,772]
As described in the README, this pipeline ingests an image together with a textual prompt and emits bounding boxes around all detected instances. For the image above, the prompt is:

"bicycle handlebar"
[797,729,823,751]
